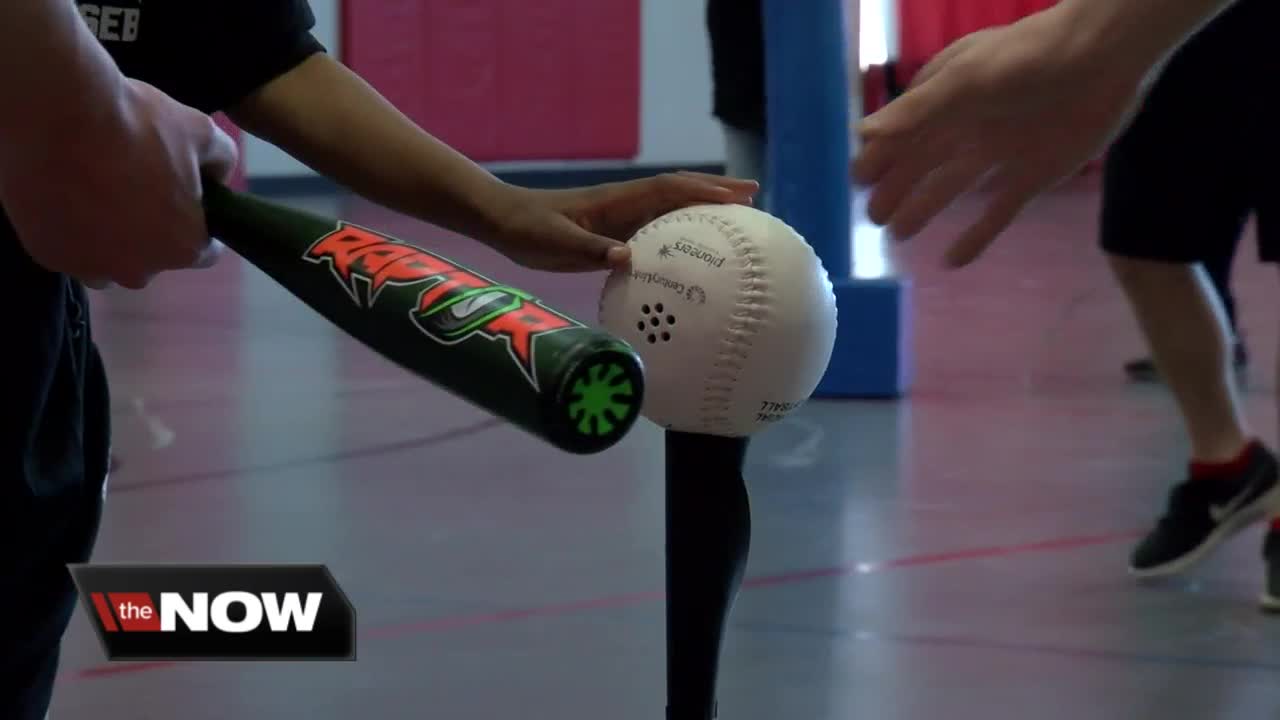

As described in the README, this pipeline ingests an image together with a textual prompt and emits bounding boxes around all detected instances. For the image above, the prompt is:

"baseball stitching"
[630,209,769,434]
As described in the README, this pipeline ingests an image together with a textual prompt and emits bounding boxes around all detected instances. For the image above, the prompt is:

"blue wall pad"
[817,277,912,397]
[763,0,912,398]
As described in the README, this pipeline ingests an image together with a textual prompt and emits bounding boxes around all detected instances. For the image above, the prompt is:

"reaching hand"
[853,6,1151,268]
[486,171,759,272]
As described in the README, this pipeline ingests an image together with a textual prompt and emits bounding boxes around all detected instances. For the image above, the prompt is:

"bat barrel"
[202,181,645,455]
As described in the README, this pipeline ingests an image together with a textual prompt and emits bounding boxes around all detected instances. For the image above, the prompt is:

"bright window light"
[859,0,894,69]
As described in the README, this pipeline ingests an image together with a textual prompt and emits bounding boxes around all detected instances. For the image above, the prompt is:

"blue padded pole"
[762,0,913,398]
[762,0,852,279]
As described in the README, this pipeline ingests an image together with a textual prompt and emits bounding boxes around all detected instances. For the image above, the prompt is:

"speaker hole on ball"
[636,321,645,331]
[666,315,676,325]
[641,304,651,314]
[647,334,657,344]
[650,317,660,327]
[661,332,671,342]
[655,303,664,313]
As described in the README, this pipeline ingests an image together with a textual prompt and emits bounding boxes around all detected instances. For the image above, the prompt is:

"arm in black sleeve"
[192,0,328,111]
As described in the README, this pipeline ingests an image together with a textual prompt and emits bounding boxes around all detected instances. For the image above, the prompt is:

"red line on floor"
[882,531,1140,569]
[64,528,1140,682]
[362,590,669,640]
[75,660,176,679]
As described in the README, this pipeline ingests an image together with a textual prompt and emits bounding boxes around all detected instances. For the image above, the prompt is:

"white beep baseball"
[598,204,838,437]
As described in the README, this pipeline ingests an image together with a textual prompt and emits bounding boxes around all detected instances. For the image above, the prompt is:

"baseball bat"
[200,181,644,455]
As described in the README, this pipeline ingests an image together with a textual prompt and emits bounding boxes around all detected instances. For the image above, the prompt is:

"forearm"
[230,55,518,244]
[1059,0,1239,75]
[0,0,127,171]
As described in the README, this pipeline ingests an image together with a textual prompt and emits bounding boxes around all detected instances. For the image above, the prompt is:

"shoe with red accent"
[1129,443,1280,579]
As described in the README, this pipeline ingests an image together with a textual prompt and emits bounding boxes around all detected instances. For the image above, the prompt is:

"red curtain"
[863,1,1102,170]
[341,0,641,162]
[885,0,1101,169]
[864,1,1060,116]
[898,0,1059,69]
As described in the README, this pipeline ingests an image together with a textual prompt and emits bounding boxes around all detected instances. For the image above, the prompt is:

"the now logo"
[93,591,323,633]
[70,564,355,661]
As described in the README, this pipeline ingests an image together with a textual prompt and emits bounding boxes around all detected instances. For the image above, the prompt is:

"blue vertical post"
[763,0,912,398]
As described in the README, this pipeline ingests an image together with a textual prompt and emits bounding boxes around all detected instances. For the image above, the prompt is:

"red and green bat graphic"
[305,223,579,390]
[202,182,644,454]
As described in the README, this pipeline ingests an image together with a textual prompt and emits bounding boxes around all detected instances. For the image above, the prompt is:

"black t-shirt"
[77,1,325,113]
[2,1,323,502]
[706,0,765,135]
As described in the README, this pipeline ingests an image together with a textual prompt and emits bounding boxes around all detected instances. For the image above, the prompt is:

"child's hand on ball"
[486,172,759,273]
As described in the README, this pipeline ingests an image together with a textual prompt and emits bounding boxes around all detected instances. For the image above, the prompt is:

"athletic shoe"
[1123,341,1248,383]
[1261,528,1280,613]
[1129,443,1280,579]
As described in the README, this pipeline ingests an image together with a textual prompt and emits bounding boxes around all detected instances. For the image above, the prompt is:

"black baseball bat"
[201,182,644,455]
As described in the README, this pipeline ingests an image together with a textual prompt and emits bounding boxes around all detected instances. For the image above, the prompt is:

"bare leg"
[1122,242,1246,380]
[1202,245,1240,335]
[665,431,751,720]
[1109,255,1250,461]
[1263,276,1280,612]
[1115,256,1279,579]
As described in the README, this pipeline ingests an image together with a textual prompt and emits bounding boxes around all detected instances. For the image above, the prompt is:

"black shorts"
[1,267,111,718]
[1100,1,1279,264]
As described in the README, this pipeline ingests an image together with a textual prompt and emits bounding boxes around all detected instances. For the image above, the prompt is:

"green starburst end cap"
[566,359,640,440]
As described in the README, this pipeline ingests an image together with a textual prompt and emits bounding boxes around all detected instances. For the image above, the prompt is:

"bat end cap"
[546,345,646,455]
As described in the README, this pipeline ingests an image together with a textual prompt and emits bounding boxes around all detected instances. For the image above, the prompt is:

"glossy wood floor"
[50,176,1280,718]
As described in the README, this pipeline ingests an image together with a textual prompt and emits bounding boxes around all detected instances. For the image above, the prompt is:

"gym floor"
[53,175,1280,718]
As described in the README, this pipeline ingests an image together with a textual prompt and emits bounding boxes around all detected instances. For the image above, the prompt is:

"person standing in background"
[1095,0,1278,598]
[855,0,1280,610]
[706,0,768,207]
